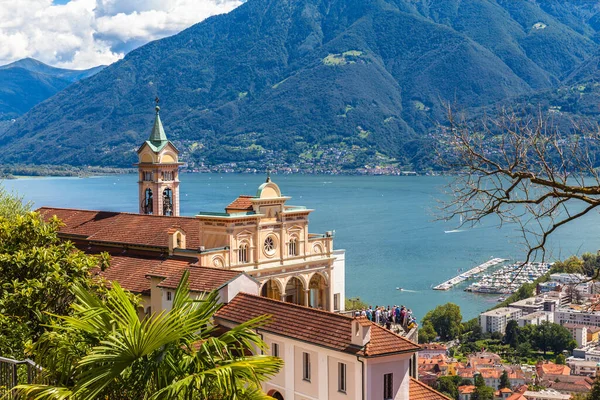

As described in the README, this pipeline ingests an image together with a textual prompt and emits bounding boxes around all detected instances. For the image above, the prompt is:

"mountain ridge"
[2,0,600,169]
[0,58,105,121]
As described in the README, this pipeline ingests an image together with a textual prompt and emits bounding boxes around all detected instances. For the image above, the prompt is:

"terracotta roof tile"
[38,207,201,249]
[215,293,419,356]
[225,195,254,212]
[410,378,453,400]
[157,266,243,292]
[86,248,193,295]
[362,324,421,356]
[538,362,571,376]
[458,385,476,394]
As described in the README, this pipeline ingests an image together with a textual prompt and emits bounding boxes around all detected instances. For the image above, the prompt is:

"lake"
[5,173,600,320]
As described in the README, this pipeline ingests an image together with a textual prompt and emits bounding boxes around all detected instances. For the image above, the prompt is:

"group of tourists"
[355,305,417,331]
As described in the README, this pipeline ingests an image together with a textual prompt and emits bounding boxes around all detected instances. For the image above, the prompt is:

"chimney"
[351,317,372,347]
[168,228,186,255]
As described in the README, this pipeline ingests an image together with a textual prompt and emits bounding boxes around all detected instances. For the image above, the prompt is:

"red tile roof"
[410,378,453,400]
[537,362,571,376]
[214,293,420,356]
[86,247,193,295]
[363,323,421,356]
[38,207,201,249]
[225,195,254,212]
[458,385,476,395]
[157,266,244,292]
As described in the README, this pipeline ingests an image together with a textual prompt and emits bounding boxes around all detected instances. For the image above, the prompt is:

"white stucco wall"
[220,274,260,303]
[260,332,364,400]
[332,249,346,312]
[364,353,412,400]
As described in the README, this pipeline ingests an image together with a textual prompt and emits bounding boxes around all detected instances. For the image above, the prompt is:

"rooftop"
[38,207,201,249]
[480,307,522,316]
[157,266,245,292]
[214,293,420,356]
[85,246,193,295]
[410,378,453,400]
[225,195,254,212]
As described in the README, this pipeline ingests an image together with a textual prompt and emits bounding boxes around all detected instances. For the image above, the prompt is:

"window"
[288,238,297,256]
[163,171,174,181]
[338,363,347,393]
[166,291,172,301]
[272,343,279,357]
[264,236,276,256]
[143,171,153,181]
[334,293,340,311]
[384,373,393,400]
[238,243,248,263]
[143,188,153,214]
[302,352,311,381]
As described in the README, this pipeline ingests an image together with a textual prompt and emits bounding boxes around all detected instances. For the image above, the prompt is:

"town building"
[564,323,589,347]
[519,389,571,400]
[566,358,599,377]
[517,311,553,327]
[479,307,522,334]
[554,307,600,328]
[419,344,448,359]
[37,106,451,400]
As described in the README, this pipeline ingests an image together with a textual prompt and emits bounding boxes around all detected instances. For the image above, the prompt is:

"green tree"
[533,322,576,355]
[556,354,566,365]
[581,253,600,277]
[345,297,369,311]
[474,374,485,388]
[499,370,511,389]
[504,320,520,349]
[551,256,584,274]
[436,376,460,399]
[472,385,494,400]
[419,321,438,343]
[0,187,106,358]
[422,303,462,341]
[588,376,600,400]
[16,272,282,399]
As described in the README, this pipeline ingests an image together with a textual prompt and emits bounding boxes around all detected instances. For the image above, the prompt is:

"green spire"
[149,105,168,144]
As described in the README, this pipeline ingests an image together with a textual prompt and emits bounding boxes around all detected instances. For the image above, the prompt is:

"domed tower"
[136,100,183,216]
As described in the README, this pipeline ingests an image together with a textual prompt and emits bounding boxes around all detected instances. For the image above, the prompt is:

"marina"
[432,258,507,290]
[464,262,552,294]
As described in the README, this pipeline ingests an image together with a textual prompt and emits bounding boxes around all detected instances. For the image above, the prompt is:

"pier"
[433,258,507,291]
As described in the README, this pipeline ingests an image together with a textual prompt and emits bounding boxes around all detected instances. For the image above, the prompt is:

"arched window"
[238,243,248,263]
[143,188,153,214]
[176,233,182,248]
[163,188,173,216]
[288,238,298,256]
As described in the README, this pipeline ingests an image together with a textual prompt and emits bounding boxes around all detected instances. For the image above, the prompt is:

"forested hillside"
[2,0,600,169]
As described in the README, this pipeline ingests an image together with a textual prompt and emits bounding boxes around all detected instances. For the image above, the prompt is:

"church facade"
[37,106,454,400]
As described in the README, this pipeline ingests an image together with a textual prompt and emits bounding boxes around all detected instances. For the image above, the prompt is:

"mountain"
[0,58,105,119]
[2,0,600,169]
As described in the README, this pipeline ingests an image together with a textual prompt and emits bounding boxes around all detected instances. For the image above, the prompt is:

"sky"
[0,0,243,70]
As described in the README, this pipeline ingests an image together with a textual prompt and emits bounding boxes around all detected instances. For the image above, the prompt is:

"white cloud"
[0,0,242,69]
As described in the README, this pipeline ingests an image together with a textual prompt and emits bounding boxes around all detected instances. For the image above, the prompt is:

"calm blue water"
[5,173,600,320]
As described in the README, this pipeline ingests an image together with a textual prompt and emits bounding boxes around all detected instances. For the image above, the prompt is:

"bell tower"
[136,99,183,216]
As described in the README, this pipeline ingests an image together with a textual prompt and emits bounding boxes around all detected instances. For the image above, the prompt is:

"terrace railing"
[0,356,41,398]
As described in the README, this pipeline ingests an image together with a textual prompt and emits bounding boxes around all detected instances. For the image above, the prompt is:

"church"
[39,105,449,400]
